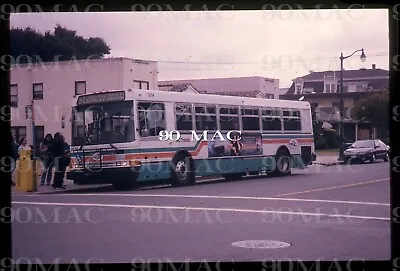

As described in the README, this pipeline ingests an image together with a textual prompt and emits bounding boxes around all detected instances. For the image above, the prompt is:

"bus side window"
[175,103,193,131]
[138,102,166,136]
[241,107,260,131]
[283,110,301,131]
[194,105,217,131]
[262,108,282,131]
[219,106,239,131]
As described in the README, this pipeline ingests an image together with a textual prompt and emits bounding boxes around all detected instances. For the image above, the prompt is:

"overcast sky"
[11,9,389,88]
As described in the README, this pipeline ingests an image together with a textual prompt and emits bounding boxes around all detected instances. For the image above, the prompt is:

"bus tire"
[270,148,292,177]
[170,152,195,186]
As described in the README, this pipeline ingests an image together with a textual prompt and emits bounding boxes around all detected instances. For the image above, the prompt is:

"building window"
[11,126,27,144]
[331,84,336,93]
[325,84,331,93]
[295,84,302,94]
[175,103,193,131]
[34,126,44,143]
[10,84,18,107]
[138,102,166,136]
[33,126,44,153]
[75,81,86,95]
[133,80,150,90]
[33,83,43,100]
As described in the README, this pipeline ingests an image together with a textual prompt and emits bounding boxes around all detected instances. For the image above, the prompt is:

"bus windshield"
[72,101,135,146]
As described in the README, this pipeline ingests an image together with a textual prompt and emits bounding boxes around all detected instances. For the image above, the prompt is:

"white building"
[10,57,158,146]
[158,76,280,99]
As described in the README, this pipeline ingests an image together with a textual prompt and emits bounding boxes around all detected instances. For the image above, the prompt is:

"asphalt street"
[11,160,391,263]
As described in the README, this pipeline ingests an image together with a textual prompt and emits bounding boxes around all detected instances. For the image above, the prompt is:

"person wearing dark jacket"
[39,133,53,185]
[51,132,70,189]
[10,133,19,186]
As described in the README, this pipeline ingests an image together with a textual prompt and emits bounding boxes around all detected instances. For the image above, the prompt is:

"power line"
[153,51,388,65]
[156,53,389,72]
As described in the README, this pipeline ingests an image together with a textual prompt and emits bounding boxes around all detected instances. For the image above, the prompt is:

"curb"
[33,176,222,194]
[314,161,344,166]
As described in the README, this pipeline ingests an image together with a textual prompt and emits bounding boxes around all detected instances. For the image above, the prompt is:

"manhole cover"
[231,240,291,249]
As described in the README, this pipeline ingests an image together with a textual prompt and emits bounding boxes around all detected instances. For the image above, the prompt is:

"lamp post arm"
[341,49,363,60]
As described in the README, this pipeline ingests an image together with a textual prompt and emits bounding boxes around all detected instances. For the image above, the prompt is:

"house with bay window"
[279,64,388,142]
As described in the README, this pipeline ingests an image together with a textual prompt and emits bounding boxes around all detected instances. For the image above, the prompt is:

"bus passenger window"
[262,108,282,131]
[138,102,166,136]
[219,106,239,131]
[195,105,217,131]
[242,108,260,131]
[283,110,301,131]
[175,103,193,131]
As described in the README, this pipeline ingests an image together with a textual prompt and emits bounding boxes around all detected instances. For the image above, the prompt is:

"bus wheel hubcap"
[280,157,289,172]
[176,161,187,180]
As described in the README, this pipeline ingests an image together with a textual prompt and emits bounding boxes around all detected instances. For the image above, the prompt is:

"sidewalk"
[11,179,112,195]
[314,155,344,166]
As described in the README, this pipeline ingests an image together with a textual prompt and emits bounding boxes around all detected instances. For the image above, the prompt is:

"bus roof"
[72,88,310,109]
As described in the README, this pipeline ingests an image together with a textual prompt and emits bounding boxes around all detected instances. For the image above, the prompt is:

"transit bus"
[66,88,315,190]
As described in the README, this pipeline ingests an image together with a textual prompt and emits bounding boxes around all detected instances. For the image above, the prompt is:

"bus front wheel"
[170,152,195,186]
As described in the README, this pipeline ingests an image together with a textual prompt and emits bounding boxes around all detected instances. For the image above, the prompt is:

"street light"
[338,48,366,160]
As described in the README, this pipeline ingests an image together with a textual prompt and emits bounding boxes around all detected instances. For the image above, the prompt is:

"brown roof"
[158,83,204,93]
[213,90,267,98]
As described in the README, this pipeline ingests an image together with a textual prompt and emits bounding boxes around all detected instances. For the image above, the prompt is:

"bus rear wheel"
[170,153,195,186]
[269,148,292,177]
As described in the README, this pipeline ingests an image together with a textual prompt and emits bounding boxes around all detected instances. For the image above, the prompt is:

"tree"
[356,89,389,141]
[10,24,111,63]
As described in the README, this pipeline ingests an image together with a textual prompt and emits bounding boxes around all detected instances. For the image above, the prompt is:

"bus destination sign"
[77,91,125,106]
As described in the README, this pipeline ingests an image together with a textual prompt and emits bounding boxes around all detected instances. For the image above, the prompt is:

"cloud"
[10,9,389,87]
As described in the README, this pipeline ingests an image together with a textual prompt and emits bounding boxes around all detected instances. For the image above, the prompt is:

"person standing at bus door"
[18,137,31,155]
[39,133,54,185]
[51,132,70,189]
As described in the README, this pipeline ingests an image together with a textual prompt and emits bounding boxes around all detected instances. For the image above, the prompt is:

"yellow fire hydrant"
[16,150,39,192]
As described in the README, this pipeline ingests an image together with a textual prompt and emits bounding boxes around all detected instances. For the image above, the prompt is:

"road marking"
[12,201,390,221]
[22,192,391,206]
[273,178,390,197]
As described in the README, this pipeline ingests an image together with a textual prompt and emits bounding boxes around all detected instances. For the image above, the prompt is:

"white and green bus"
[67,88,315,190]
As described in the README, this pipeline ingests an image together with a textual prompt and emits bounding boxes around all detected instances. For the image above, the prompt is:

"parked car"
[343,139,389,164]
[343,142,353,150]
